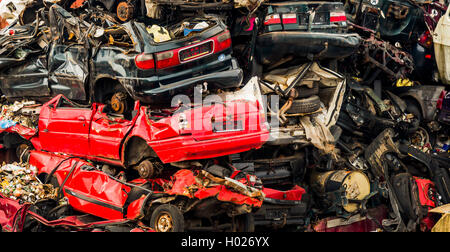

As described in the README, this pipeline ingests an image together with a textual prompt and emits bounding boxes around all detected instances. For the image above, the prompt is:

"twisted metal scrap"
[361,34,414,80]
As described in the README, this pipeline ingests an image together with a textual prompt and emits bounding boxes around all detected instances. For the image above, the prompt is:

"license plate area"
[298,12,330,25]
[212,120,243,133]
[265,208,289,219]
[179,41,213,62]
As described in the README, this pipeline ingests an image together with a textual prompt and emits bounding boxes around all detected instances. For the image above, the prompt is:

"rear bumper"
[256,32,361,64]
[130,58,243,104]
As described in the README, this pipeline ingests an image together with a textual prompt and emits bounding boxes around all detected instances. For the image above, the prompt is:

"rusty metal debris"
[0,0,449,235]
[0,162,57,203]
[0,100,40,128]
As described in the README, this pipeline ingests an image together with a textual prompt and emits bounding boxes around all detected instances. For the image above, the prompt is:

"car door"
[63,164,130,220]
[38,96,92,157]
[0,55,51,98]
[88,105,134,161]
[47,43,89,101]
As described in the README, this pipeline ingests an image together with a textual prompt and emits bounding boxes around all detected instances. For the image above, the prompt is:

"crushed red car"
[1,150,265,232]
[4,84,269,178]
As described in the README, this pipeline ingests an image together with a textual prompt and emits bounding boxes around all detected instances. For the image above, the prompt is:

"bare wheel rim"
[110,92,127,114]
[156,212,173,232]
[117,2,133,22]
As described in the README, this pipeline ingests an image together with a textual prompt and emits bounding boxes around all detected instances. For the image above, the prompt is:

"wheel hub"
[110,92,127,114]
[137,160,154,179]
[156,213,173,232]
[117,2,134,22]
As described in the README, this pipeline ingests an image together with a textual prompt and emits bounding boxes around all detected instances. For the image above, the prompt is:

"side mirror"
[48,103,56,110]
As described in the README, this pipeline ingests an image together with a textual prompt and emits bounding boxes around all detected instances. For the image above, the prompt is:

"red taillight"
[419,31,433,49]
[135,53,155,70]
[264,14,281,25]
[437,90,446,109]
[282,14,297,24]
[216,31,231,52]
[156,50,179,69]
[330,12,347,23]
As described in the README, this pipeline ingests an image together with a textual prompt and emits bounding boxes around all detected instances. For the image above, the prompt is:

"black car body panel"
[255,1,361,65]
[395,85,446,122]
[256,31,361,64]
[0,5,242,104]
[439,91,450,125]
[253,192,311,229]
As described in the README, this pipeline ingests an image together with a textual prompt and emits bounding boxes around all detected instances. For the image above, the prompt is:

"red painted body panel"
[38,97,93,156]
[89,105,134,160]
[313,205,388,232]
[29,151,130,220]
[413,177,437,231]
[262,185,306,201]
[160,169,263,207]
[0,199,149,231]
[30,95,269,167]
[0,124,36,142]
[27,151,263,222]
[0,194,30,232]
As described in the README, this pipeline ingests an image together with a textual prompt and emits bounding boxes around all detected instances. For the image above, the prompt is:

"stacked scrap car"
[0,0,449,233]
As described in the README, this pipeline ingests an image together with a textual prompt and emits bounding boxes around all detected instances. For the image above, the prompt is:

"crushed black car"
[0,4,243,108]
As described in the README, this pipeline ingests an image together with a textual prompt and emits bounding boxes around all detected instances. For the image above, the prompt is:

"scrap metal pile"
[0,0,449,232]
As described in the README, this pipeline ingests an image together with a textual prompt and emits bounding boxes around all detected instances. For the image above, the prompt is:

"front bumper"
[256,32,361,65]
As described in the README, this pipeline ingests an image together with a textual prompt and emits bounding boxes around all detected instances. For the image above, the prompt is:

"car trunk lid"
[263,1,348,33]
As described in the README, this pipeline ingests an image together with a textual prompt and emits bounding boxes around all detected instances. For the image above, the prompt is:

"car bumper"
[253,197,310,228]
[130,59,243,104]
[256,32,361,64]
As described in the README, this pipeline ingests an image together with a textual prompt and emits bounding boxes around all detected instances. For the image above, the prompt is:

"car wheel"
[150,204,185,232]
[287,95,321,114]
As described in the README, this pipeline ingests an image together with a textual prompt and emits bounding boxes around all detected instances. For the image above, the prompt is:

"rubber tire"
[150,204,185,232]
[287,95,321,114]
[296,83,319,99]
